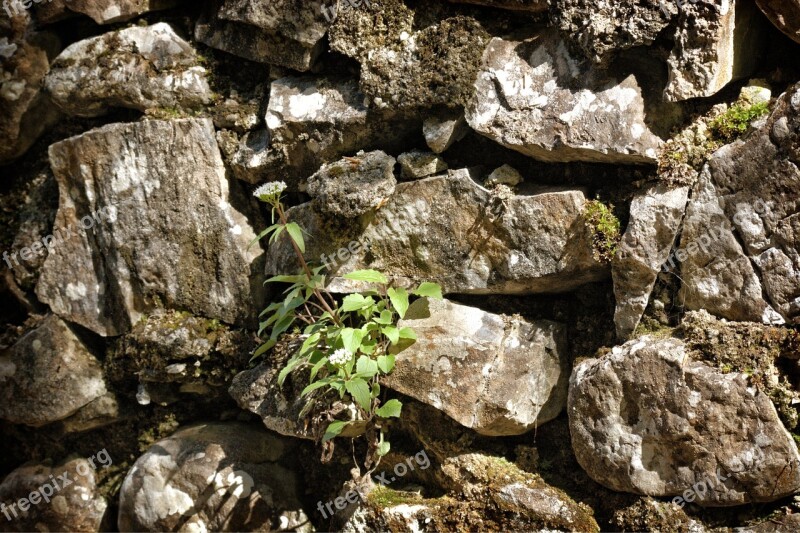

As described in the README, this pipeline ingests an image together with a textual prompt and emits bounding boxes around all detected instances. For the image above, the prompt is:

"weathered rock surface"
[118,422,311,532]
[36,118,264,337]
[36,0,182,25]
[665,0,765,102]
[216,129,270,184]
[384,298,569,435]
[397,150,448,180]
[329,0,489,110]
[107,310,253,398]
[264,76,418,188]
[467,30,663,164]
[45,23,212,118]
[757,0,800,44]
[423,112,469,154]
[307,151,397,218]
[447,0,546,11]
[0,458,108,532]
[569,335,800,505]
[549,0,672,65]
[0,315,108,427]
[195,0,327,71]
[679,85,800,324]
[0,17,60,165]
[266,169,608,294]
[613,183,689,340]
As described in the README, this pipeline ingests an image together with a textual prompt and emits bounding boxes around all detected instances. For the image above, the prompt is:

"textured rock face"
[550,0,672,65]
[0,18,60,165]
[45,23,212,118]
[36,118,263,337]
[0,315,108,427]
[330,1,489,110]
[569,336,800,505]
[613,183,689,339]
[0,458,108,532]
[679,85,800,324]
[757,0,800,44]
[397,150,448,180]
[664,0,764,102]
[266,169,607,294]
[195,0,327,71]
[216,129,270,184]
[422,112,469,154]
[36,0,182,25]
[307,151,397,218]
[264,76,418,187]
[467,30,663,164]
[384,298,569,436]
[118,423,310,532]
[447,0,546,11]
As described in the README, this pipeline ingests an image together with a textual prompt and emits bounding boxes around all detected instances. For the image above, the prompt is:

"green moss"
[368,486,424,508]
[709,101,770,143]
[583,200,621,263]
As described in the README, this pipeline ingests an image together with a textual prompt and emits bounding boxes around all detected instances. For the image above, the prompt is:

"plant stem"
[276,203,342,326]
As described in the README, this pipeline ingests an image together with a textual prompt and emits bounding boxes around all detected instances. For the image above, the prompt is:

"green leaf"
[250,338,276,363]
[277,351,306,385]
[343,269,388,284]
[248,225,279,249]
[372,382,381,397]
[373,309,393,325]
[341,328,365,354]
[377,440,391,457]
[322,421,349,443]
[412,282,443,300]
[265,274,306,284]
[309,354,328,381]
[377,354,395,374]
[301,378,333,397]
[382,325,400,345]
[356,356,379,378]
[285,222,305,253]
[375,399,402,418]
[299,332,321,357]
[341,294,373,312]
[398,327,417,340]
[345,378,372,411]
[269,225,285,244]
[387,287,409,319]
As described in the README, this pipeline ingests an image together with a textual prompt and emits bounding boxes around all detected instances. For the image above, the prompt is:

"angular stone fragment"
[217,129,270,184]
[264,76,418,188]
[195,0,327,71]
[36,118,263,337]
[0,458,108,532]
[118,423,311,532]
[266,169,607,294]
[384,298,569,436]
[307,150,397,218]
[423,112,469,153]
[45,23,212,118]
[36,0,182,25]
[397,150,448,180]
[569,335,800,505]
[679,85,800,324]
[447,0,547,11]
[665,0,765,101]
[613,183,689,340]
[0,315,108,427]
[0,16,60,165]
[756,0,800,44]
[329,0,489,110]
[467,31,663,164]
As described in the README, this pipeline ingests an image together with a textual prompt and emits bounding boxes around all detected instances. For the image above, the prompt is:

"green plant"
[583,200,621,262]
[709,101,769,143]
[251,181,443,465]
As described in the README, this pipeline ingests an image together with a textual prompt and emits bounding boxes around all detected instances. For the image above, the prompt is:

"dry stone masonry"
[3,0,800,531]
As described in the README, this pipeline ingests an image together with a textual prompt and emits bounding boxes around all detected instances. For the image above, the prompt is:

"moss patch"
[709,101,770,143]
[583,200,621,263]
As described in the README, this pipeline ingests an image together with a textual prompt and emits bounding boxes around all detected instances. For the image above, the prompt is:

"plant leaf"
[382,325,400,345]
[285,222,305,253]
[387,287,409,319]
[398,327,417,340]
[412,282,443,300]
[376,354,395,373]
[345,378,372,411]
[377,440,391,457]
[373,309,393,325]
[341,328,365,354]
[341,294,372,312]
[356,355,379,378]
[375,399,403,418]
[301,378,333,397]
[343,269,388,284]
[322,421,349,443]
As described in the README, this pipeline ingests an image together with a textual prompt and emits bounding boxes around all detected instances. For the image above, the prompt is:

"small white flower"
[253,181,287,203]
[329,348,352,366]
